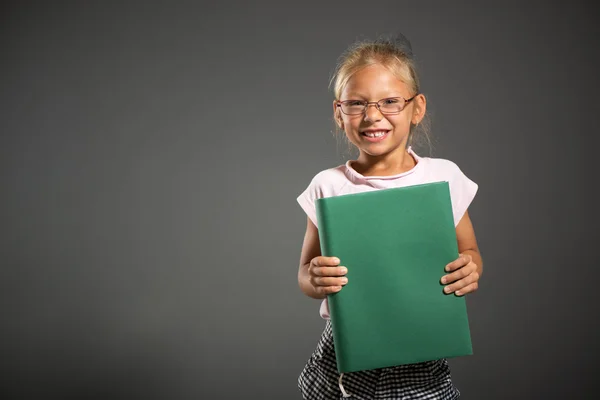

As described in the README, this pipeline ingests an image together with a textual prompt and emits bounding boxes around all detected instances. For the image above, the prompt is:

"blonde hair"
[329,35,432,155]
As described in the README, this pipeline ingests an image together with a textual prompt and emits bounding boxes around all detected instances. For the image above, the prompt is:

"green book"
[315,181,473,374]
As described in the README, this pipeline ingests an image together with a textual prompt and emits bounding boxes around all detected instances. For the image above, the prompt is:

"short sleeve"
[296,167,348,228]
[297,179,321,227]
[448,162,478,226]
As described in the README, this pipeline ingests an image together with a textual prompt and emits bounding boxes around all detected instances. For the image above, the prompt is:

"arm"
[298,217,347,299]
[456,210,483,277]
[442,210,483,296]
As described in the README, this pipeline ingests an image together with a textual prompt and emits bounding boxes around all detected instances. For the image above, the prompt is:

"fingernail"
[340,267,347,274]
[444,286,451,293]
[441,276,447,284]
[445,266,450,272]
[341,277,348,284]
[332,258,340,264]
[334,286,342,291]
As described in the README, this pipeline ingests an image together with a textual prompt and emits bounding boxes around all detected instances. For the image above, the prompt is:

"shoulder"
[303,164,350,197]
[297,165,350,227]
[418,155,478,226]
[417,155,477,189]
[420,156,465,178]
[420,155,477,190]
[310,165,348,186]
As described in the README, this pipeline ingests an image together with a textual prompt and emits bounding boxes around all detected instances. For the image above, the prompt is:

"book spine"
[315,199,348,372]
[315,199,333,257]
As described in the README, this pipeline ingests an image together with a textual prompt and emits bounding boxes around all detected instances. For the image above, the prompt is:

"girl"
[296,35,483,399]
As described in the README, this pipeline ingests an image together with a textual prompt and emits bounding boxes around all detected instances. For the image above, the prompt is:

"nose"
[364,103,383,122]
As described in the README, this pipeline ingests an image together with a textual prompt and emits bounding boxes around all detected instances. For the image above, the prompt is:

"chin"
[358,147,394,157]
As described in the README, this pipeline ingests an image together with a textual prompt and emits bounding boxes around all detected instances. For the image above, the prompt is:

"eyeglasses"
[336,95,417,115]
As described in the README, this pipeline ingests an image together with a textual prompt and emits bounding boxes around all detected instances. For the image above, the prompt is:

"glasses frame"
[336,95,418,115]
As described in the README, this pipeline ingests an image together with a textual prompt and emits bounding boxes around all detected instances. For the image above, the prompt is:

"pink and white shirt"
[297,147,478,319]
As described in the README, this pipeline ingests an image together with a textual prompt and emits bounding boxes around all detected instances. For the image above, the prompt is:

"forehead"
[342,64,410,98]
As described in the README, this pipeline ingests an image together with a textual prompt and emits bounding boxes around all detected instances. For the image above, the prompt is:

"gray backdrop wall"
[2,1,598,399]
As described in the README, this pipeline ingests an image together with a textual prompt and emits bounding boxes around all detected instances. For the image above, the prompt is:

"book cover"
[315,181,473,373]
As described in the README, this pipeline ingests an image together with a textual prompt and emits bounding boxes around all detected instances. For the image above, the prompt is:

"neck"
[352,146,416,177]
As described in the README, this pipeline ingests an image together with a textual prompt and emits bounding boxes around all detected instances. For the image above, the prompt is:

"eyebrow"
[342,93,403,99]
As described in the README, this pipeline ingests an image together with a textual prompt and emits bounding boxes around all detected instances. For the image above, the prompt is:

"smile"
[361,130,390,142]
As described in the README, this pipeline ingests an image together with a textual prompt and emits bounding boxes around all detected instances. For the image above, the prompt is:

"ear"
[411,94,427,125]
[333,100,344,130]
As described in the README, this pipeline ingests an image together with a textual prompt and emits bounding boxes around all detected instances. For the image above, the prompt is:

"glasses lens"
[341,101,365,115]
[379,98,405,113]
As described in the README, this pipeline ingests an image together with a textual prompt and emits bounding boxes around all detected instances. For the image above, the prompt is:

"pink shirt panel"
[296,148,478,319]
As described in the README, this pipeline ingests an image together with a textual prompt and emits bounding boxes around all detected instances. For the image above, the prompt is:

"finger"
[441,263,476,284]
[444,253,471,272]
[455,282,479,296]
[312,276,348,287]
[312,265,348,277]
[445,253,472,272]
[443,272,479,294]
[317,285,343,295]
[312,257,341,267]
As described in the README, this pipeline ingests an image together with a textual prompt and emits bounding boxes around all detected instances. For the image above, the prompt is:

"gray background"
[1,1,598,399]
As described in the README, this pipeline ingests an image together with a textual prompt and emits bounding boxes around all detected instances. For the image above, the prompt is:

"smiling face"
[333,63,426,161]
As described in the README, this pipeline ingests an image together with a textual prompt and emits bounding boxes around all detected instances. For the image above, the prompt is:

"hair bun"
[375,32,414,58]
[393,32,414,57]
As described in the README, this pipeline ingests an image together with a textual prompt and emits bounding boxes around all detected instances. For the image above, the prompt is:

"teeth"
[365,131,386,138]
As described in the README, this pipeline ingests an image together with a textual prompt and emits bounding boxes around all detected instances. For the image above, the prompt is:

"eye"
[382,98,400,105]
[345,100,365,106]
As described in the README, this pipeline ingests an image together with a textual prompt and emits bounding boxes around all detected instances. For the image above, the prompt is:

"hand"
[441,253,480,296]
[308,256,348,296]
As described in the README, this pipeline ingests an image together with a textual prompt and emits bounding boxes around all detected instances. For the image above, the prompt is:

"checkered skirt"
[298,321,460,400]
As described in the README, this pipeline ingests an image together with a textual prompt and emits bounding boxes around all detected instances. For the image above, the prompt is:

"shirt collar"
[345,146,422,184]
